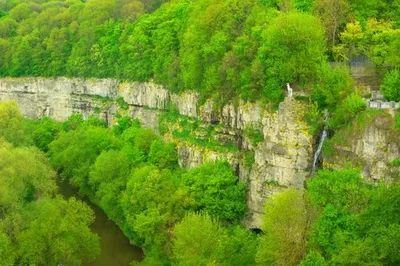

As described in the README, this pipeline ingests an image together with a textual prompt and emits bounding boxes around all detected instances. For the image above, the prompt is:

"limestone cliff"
[0,77,314,228]
[246,99,313,228]
[324,110,400,182]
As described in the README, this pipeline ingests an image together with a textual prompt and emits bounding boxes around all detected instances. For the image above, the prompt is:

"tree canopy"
[2,0,398,107]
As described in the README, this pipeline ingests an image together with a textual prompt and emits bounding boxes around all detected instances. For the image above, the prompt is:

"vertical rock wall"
[324,111,400,182]
[0,77,314,228]
[245,99,313,227]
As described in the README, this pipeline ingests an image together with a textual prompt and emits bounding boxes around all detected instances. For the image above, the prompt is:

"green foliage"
[116,96,129,110]
[313,184,400,266]
[0,139,57,213]
[389,159,400,167]
[322,139,335,157]
[0,100,27,145]
[304,101,323,135]
[244,126,264,147]
[132,250,166,266]
[334,17,400,72]
[159,109,239,153]
[38,109,250,262]
[30,117,61,152]
[113,116,134,135]
[122,126,160,156]
[351,185,400,265]
[261,12,326,89]
[4,1,400,259]
[0,0,361,108]
[0,232,14,266]
[0,0,398,110]
[307,169,370,210]
[327,93,366,130]
[303,169,400,264]
[300,251,327,266]
[311,65,354,111]
[294,0,312,12]
[148,140,178,169]
[222,225,258,266]
[381,70,400,101]
[0,139,54,264]
[48,126,120,190]
[16,197,100,266]
[89,149,131,222]
[172,212,258,266]
[120,165,190,250]
[243,150,255,167]
[172,212,227,266]
[62,113,84,131]
[256,188,308,266]
[182,162,246,221]
[0,131,98,265]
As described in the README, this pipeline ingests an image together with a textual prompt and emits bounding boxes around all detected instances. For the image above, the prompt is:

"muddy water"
[58,180,143,266]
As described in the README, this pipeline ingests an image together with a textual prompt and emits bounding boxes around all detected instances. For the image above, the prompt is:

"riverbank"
[57,179,143,266]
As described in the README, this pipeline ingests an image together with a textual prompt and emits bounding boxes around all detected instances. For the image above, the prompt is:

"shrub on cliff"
[381,70,400,101]
[328,93,366,130]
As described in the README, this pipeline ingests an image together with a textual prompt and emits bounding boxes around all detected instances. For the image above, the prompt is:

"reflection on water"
[58,179,143,266]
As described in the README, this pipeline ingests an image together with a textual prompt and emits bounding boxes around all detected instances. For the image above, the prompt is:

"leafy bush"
[148,140,178,169]
[0,100,28,145]
[305,102,323,135]
[243,150,255,167]
[244,126,264,147]
[31,118,62,152]
[322,139,335,157]
[311,65,354,111]
[381,70,400,101]
[182,162,247,221]
[256,188,308,266]
[113,116,135,135]
[116,97,129,110]
[300,251,327,266]
[328,93,366,130]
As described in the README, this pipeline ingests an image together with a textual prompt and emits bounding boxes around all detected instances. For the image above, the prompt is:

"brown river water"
[58,180,143,266]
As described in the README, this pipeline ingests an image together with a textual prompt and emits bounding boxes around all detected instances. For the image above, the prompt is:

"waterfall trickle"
[311,127,328,175]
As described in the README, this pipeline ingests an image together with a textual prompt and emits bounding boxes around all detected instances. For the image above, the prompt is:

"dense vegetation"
[0,100,252,265]
[0,101,100,265]
[0,0,399,108]
[1,0,400,265]
[2,100,400,265]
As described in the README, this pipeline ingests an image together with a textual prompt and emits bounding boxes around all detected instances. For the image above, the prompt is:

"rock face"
[325,112,400,182]
[245,99,313,228]
[0,77,315,228]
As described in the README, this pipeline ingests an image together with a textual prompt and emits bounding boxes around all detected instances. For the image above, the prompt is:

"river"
[58,179,143,266]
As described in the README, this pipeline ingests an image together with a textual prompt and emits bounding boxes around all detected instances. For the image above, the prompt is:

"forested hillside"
[1,0,400,265]
[0,0,399,107]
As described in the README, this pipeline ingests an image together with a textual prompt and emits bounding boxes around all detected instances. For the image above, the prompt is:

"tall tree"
[16,197,100,266]
[313,0,349,47]
[256,188,308,266]
[172,212,226,266]
[182,162,246,221]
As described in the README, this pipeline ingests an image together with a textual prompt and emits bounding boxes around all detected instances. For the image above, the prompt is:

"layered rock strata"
[0,77,315,228]
[324,111,400,182]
